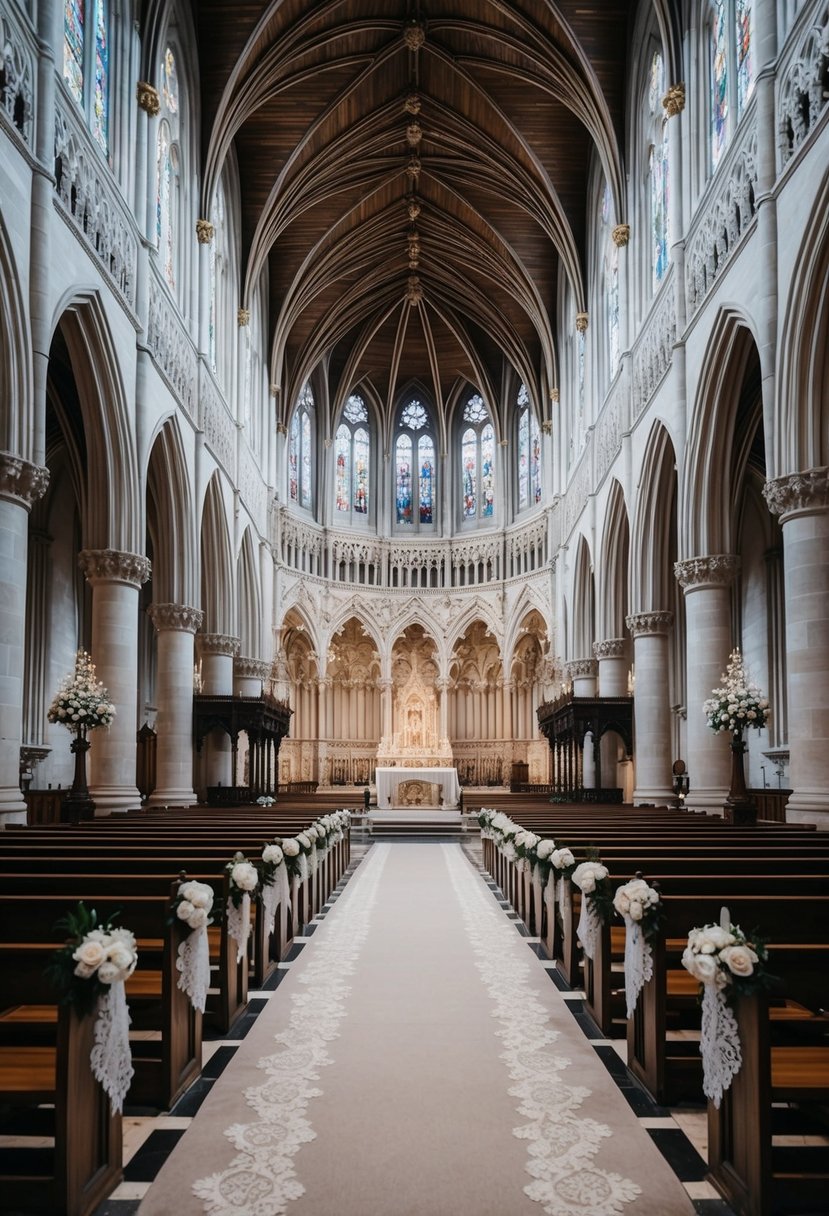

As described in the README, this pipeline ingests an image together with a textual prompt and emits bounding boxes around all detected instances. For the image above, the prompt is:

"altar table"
[375,766,461,809]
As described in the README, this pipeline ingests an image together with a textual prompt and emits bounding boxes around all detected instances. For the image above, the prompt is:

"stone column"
[626,612,674,805]
[764,470,829,827]
[379,678,393,751]
[196,220,214,357]
[78,549,152,814]
[674,555,739,811]
[436,676,450,750]
[234,656,269,698]
[0,456,50,824]
[197,633,239,787]
[566,658,597,697]
[147,604,202,806]
[594,638,628,794]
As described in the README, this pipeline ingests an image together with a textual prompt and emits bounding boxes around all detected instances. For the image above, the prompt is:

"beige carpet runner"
[139,844,695,1216]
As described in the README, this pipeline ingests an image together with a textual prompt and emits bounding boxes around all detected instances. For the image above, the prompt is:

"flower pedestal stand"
[724,737,757,826]
[62,733,96,824]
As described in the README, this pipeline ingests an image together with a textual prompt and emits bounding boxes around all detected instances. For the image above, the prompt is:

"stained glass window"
[402,400,427,430]
[648,52,669,291]
[712,1,729,167]
[462,427,477,518]
[419,437,434,524]
[601,184,621,374]
[344,395,368,425]
[156,48,181,292]
[289,413,299,503]
[64,0,85,104]
[736,0,753,113]
[209,182,226,372]
[162,46,179,114]
[396,435,413,525]
[353,428,369,514]
[530,413,541,505]
[518,408,530,511]
[300,411,311,510]
[481,423,495,518]
[464,395,488,424]
[335,424,351,514]
[91,0,108,152]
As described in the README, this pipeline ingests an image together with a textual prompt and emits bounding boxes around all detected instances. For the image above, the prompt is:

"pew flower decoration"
[681,907,770,1107]
[256,795,275,806]
[572,858,612,960]
[47,651,116,734]
[225,852,260,963]
[261,841,290,934]
[48,903,136,1113]
[172,881,214,1014]
[613,877,663,1018]
[703,650,770,740]
[477,808,496,837]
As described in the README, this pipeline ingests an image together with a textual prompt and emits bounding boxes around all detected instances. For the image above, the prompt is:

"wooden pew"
[0,1000,122,1216]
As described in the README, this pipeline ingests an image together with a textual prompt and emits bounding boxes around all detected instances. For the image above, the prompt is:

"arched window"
[63,0,110,155]
[156,47,180,291]
[394,398,436,530]
[334,394,371,523]
[601,184,621,377]
[647,51,669,291]
[517,384,542,512]
[710,0,755,171]
[460,394,495,524]
[289,385,314,511]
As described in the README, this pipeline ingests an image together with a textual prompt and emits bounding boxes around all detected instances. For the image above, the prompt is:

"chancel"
[1,1,828,1215]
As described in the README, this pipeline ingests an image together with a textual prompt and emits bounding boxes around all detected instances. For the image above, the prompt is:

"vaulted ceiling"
[192,1,633,432]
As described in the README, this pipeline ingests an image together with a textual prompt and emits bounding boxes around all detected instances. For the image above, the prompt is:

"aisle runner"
[183,845,385,1215]
[444,846,640,1215]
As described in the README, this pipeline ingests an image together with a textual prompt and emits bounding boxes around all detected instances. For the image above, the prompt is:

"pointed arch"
[631,421,679,612]
[0,211,33,460]
[237,527,261,657]
[199,473,234,634]
[145,414,196,604]
[597,479,630,640]
[570,535,595,659]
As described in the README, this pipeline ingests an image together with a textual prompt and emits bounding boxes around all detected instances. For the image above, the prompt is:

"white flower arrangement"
[703,649,770,738]
[571,860,608,895]
[262,843,284,868]
[225,853,259,963]
[282,838,301,858]
[550,847,575,872]
[681,908,770,1107]
[256,795,275,806]
[613,877,663,1019]
[173,880,214,931]
[72,925,138,985]
[173,881,214,1013]
[572,858,613,960]
[613,877,660,928]
[535,838,556,862]
[47,650,116,733]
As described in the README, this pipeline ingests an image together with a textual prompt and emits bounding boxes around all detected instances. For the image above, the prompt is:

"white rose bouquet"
[613,877,663,1018]
[172,880,214,1013]
[260,842,289,936]
[47,650,116,734]
[572,857,613,960]
[703,649,770,739]
[47,902,136,1112]
[225,852,260,964]
[173,880,214,931]
[681,908,771,1107]
[256,795,275,806]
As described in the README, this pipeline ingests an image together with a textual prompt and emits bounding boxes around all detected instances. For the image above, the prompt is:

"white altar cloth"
[375,766,461,809]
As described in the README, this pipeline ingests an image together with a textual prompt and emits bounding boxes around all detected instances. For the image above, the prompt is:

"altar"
[375,766,461,809]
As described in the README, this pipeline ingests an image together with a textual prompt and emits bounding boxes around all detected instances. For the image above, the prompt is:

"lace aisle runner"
[192,846,388,1215]
[443,846,641,1216]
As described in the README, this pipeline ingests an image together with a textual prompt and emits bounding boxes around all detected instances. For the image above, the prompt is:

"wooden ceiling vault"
[189,0,633,439]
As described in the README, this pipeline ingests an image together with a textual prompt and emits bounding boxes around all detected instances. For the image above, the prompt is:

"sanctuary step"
[368,810,464,838]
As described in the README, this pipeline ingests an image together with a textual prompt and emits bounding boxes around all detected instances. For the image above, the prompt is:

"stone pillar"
[78,549,152,814]
[379,678,393,750]
[197,633,239,787]
[147,604,202,806]
[437,676,450,749]
[196,220,214,357]
[674,556,739,811]
[764,470,829,827]
[0,456,50,824]
[626,612,674,805]
[234,656,269,698]
[593,638,628,696]
[566,658,597,697]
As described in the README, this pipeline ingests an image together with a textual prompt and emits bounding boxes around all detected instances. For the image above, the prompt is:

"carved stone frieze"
[234,656,271,681]
[566,658,597,680]
[593,638,627,660]
[778,8,829,167]
[196,219,214,244]
[674,555,739,590]
[136,81,160,116]
[625,611,673,637]
[611,224,630,247]
[763,468,829,520]
[0,453,49,509]
[79,549,151,587]
[148,603,203,634]
[1,7,34,145]
[197,633,240,657]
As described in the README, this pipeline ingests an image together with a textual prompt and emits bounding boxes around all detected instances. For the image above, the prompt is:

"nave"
[135,843,694,1216]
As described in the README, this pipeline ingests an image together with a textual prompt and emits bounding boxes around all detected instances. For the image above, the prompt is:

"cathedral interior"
[1,0,828,827]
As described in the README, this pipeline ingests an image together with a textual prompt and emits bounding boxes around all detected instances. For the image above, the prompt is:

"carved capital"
[270,384,281,398]
[405,93,422,116]
[674,554,739,590]
[136,81,160,117]
[541,420,553,436]
[0,453,50,509]
[662,82,686,117]
[276,421,288,435]
[611,223,630,247]
[763,467,829,521]
[196,219,214,245]
[566,658,597,680]
[575,312,588,334]
[403,21,426,51]
[79,549,151,587]
[197,633,240,657]
[237,308,250,327]
[625,611,673,638]
[148,603,203,634]
[234,656,271,681]
[593,638,627,660]
[550,388,560,403]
